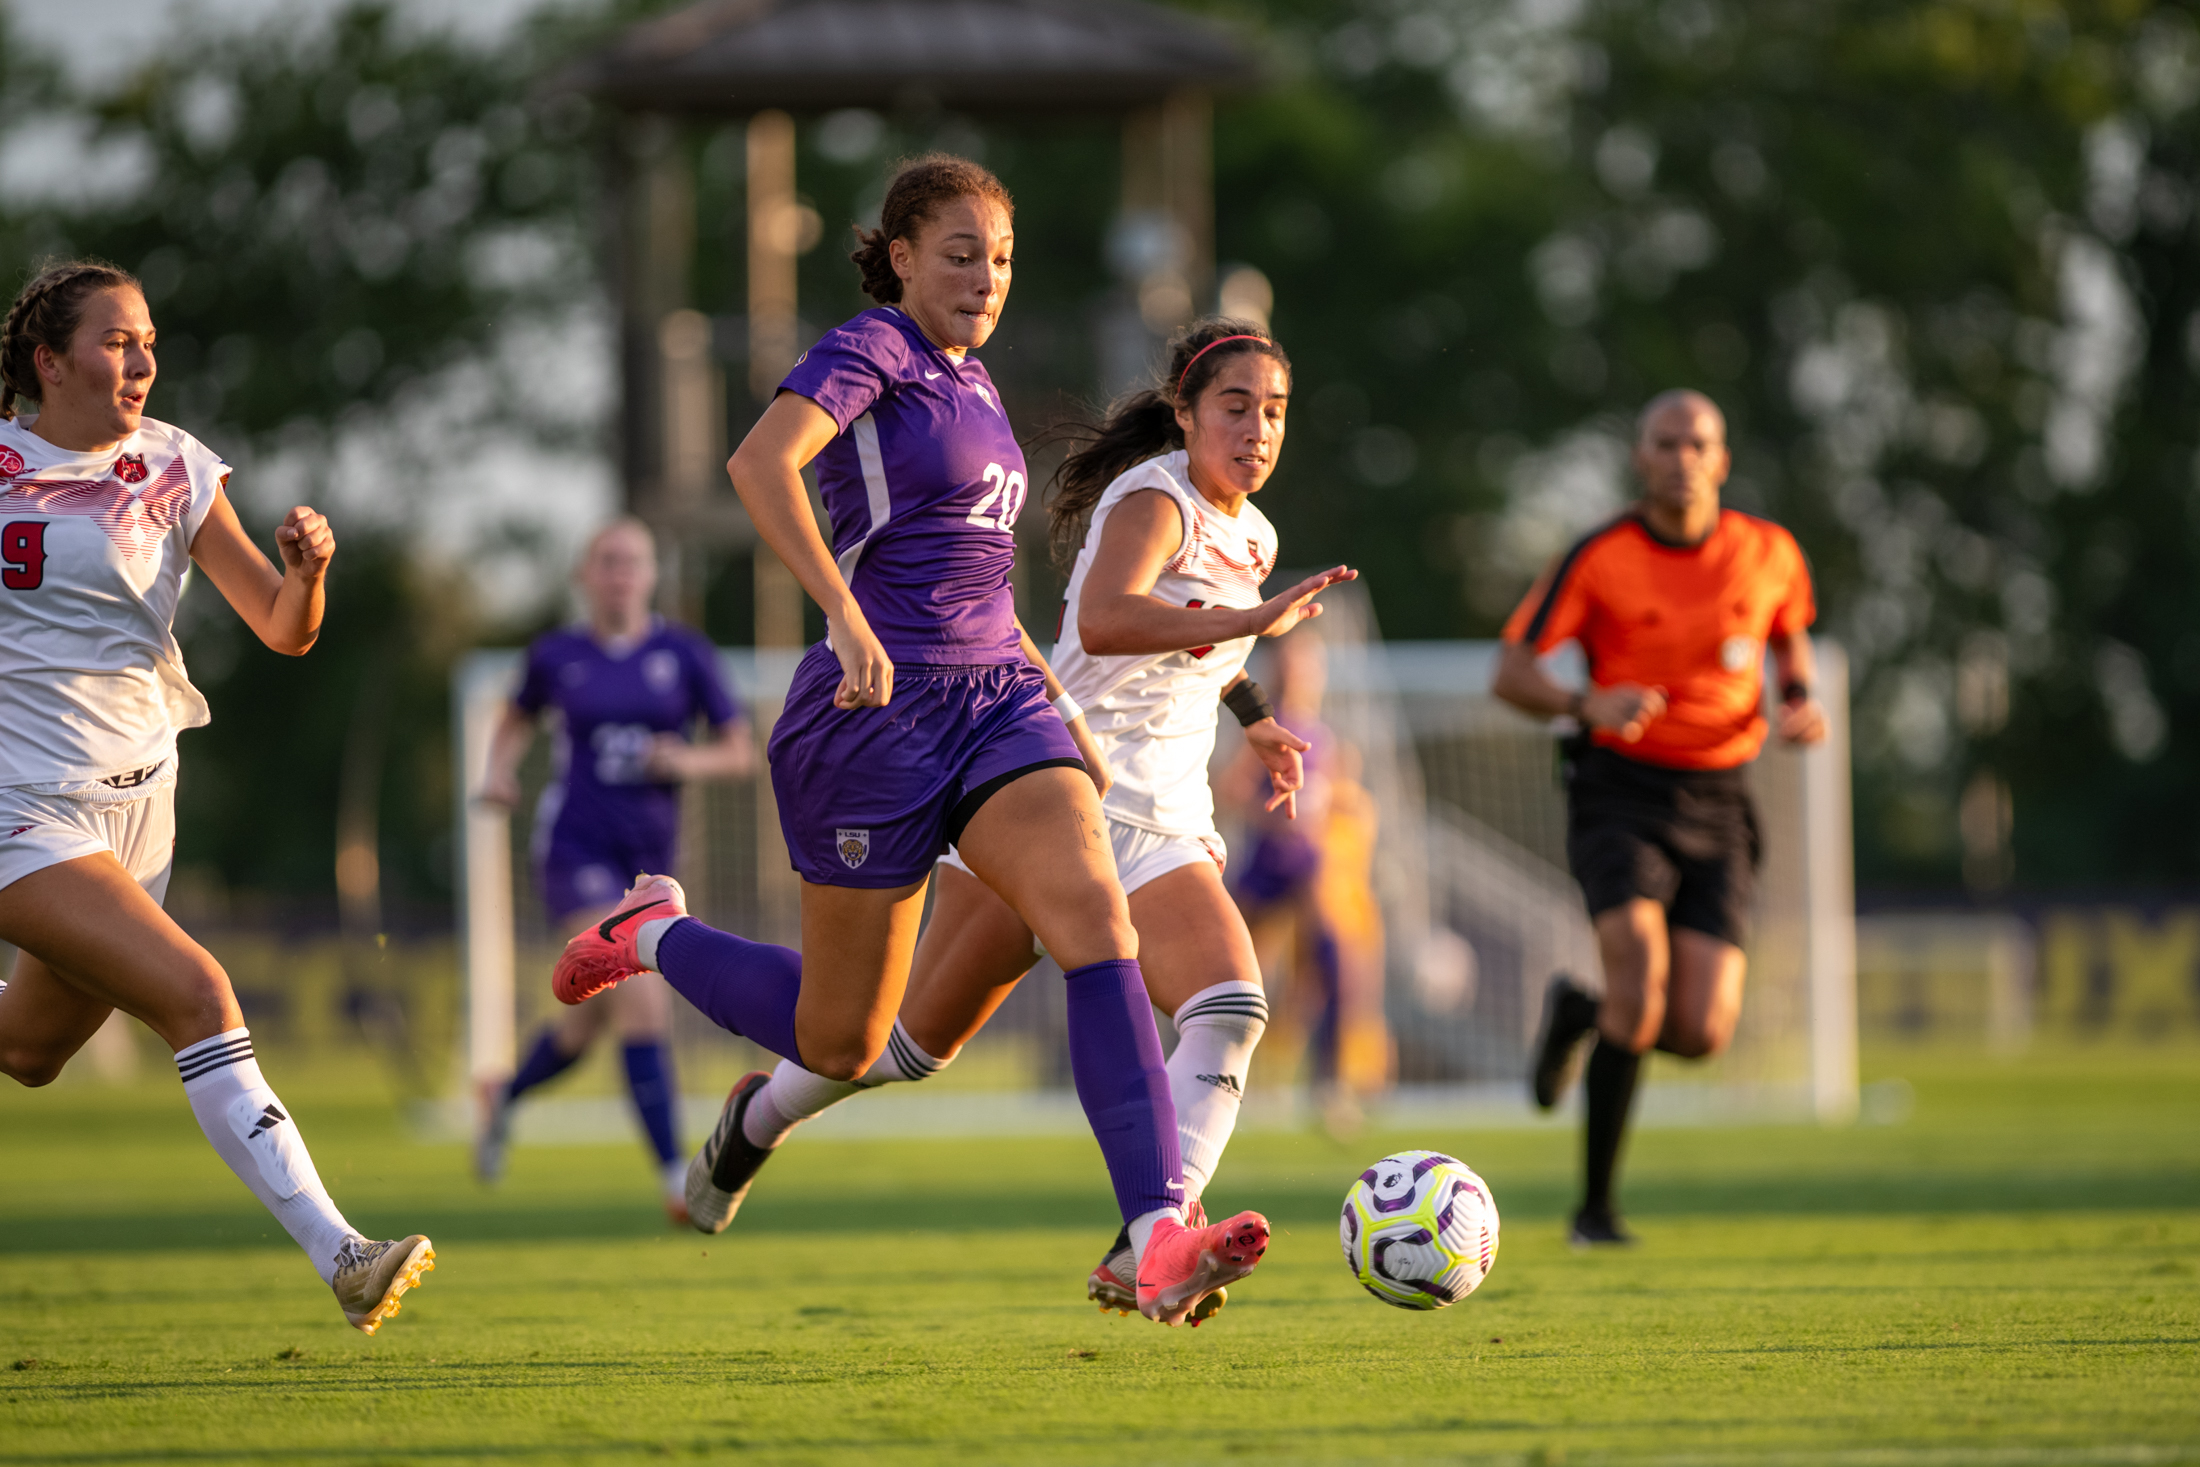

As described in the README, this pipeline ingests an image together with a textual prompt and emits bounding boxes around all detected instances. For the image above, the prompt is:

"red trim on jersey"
[0,457,194,562]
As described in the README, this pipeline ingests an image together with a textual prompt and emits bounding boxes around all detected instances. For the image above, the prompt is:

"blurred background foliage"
[1,0,2195,915]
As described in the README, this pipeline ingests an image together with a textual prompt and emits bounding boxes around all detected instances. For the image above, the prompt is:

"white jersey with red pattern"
[1051,449,1278,837]
[0,415,228,792]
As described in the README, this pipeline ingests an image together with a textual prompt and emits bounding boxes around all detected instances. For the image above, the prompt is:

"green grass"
[3,1046,2197,1466]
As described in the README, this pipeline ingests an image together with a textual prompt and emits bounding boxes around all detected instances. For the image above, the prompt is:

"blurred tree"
[1189,0,2198,894]
[3,3,605,917]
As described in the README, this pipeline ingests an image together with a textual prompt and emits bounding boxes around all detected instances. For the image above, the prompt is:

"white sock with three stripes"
[1168,981,1270,1204]
[174,1028,360,1285]
[741,1018,950,1149]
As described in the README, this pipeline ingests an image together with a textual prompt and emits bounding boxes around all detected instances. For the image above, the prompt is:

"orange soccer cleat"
[552,874,688,1006]
[1135,1209,1269,1327]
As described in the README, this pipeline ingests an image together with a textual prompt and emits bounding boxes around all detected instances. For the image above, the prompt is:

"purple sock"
[507,1027,581,1099]
[621,1040,681,1165]
[1062,958,1186,1224]
[654,919,805,1067]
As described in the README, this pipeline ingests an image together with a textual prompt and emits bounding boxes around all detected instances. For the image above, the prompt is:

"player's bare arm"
[1492,637,1666,743]
[1077,491,1353,654]
[188,495,332,656]
[477,702,539,808]
[1016,620,1110,798]
[726,390,891,709]
[646,717,757,782]
[1769,629,1828,745]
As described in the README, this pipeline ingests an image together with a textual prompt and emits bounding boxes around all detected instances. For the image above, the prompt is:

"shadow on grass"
[3,1162,2196,1256]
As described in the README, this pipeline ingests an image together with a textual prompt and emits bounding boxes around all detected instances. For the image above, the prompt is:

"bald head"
[1635,388,1726,447]
[1632,388,1729,542]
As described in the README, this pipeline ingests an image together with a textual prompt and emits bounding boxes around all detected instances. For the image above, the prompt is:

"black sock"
[1582,1036,1642,1218]
[1557,980,1599,1044]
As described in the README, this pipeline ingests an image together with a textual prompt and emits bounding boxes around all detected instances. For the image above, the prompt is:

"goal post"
[452,630,1856,1125]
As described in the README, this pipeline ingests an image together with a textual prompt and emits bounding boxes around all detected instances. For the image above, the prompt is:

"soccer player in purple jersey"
[475,517,752,1222]
[549,155,1269,1325]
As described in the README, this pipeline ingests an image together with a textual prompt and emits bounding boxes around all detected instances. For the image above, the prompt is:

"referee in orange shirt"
[1493,389,1827,1246]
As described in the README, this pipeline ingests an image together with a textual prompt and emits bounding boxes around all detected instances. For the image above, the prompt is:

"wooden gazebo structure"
[562,0,1257,641]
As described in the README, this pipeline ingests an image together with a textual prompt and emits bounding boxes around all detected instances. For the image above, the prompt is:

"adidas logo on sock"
[1197,1072,1244,1096]
[246,1103,288,1140]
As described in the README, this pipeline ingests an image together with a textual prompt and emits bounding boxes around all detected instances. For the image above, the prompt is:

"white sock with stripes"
[175,1029,360,1286]
[741,1018,951,1149]
[1168,981,1269,1203]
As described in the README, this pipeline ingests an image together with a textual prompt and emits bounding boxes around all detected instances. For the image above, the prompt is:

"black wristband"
[1223,679,1276,727]
[1781,680,1810,705]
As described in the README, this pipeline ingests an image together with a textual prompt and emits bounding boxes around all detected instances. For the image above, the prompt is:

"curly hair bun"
[848,154,1014,306]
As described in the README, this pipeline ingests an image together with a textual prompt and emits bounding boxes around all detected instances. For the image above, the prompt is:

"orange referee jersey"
[1502,509,1815,770]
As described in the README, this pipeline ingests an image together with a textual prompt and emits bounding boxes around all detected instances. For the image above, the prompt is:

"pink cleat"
[1135,1209,1269,1327]
[551,875,688,1006]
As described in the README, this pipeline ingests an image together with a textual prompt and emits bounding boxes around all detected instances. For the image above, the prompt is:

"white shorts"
[941,818,1225,896]
[0,781,176,904]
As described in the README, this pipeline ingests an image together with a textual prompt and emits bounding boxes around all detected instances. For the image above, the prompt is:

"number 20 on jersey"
[966,463,1025,532]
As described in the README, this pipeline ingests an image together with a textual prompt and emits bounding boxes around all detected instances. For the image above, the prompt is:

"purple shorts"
[767,647,1081,888]
[538,833,674,923]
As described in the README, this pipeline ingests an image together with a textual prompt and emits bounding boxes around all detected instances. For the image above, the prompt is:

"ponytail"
[1044,316,1290,570]
[0,259,142,421]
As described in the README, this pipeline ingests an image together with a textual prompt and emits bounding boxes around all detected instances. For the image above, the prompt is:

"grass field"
[3,1045,2196,1466]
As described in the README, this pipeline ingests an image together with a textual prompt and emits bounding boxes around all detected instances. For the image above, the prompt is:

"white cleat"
[332,1234,436,1335]
[685,1071,776,1235]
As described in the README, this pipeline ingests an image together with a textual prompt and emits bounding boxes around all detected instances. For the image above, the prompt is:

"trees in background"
[1204,0,2200,893]
[5,0,2196,903]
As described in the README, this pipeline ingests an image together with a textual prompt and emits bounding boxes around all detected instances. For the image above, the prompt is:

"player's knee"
[1665,1020,1732,1060]
[803,1038,879,1084]
[0,1042,67,1087]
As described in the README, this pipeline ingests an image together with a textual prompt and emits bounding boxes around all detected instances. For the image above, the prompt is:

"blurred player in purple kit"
[547,155,1270,1325]
[476,517,751,1222]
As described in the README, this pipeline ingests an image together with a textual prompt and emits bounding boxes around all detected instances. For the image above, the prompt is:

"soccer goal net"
[452,597,1855,1127]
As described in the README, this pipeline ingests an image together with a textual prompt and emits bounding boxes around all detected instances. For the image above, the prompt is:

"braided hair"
[1043,317,1291,570]
[0,260,143,421]
[849,154,1014,305]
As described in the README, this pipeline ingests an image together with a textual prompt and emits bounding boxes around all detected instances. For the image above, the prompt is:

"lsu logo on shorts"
[836,828,870,869]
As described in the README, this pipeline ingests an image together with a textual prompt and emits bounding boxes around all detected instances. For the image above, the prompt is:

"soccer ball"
[1339,1150,1500,1310]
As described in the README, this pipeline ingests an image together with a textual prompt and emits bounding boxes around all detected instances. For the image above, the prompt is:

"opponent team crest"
[836,828,871,869]
[0,447,22,477]
[642,649,681,692]
[1719,634,1758,673]
[114,453,148,485]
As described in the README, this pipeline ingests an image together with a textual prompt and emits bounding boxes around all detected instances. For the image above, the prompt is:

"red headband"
[1176,334,1267,395]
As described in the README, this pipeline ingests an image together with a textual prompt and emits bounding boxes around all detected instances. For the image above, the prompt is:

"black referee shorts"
[1564,744,1761,948]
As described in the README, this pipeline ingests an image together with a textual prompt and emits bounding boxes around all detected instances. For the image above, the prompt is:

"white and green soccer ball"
[1339,1150,1500,1310]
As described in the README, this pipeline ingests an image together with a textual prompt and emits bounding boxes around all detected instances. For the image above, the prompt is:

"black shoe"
[1530,973,1600,1110]
[1568,1206,1637,1248]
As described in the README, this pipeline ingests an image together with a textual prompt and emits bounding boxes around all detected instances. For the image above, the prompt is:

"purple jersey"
[780,307,1026,665]
[515,621,740,863]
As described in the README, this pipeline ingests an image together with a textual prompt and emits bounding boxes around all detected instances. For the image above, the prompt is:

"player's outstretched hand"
[275,506,334,578]
[1778,696,1828,745]
[1582,683,1666,743]
[830,612,895,709]
[1247,717,1311,819]
[1247,565,1355,639]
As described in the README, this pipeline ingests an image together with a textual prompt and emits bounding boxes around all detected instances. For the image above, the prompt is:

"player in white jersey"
[0,260,433,1333]
[682,318,1352,1320]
